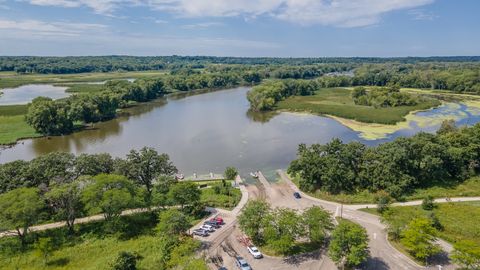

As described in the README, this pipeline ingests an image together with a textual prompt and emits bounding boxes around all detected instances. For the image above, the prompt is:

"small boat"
[250,172,258,178]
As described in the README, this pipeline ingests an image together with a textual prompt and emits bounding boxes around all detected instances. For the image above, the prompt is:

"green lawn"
[405,177,480,200]
[276,88,440,124]
[200,186,242,210]
[0,213,206,270]
[0,115,40,144]
[363,201,480,245]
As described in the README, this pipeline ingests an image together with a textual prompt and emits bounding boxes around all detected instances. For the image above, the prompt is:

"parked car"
[213,217,224,224]
[218,267,227,270]
[192,229,209,237]
[205,220,221,228]
[247,246,263,259]
[201,224,215,232]
[235,256,252,270]
[293,192,301,199]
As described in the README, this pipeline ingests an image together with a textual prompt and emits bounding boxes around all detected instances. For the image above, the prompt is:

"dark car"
[204,220,221,228]
[293,192,301,199]
[218,267,227,270]
[192,229,209,237]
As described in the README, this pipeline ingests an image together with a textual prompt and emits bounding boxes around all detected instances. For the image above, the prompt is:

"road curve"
[275,170,459,270]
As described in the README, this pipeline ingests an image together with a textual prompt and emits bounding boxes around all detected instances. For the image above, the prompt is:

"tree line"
[247,79,317,111]
[351,86,419,108]
[1,56,479,74]
[288,121,480,199]
[0,147,204,243]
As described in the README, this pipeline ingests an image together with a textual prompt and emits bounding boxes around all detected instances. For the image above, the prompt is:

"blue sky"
[0,0,479,57]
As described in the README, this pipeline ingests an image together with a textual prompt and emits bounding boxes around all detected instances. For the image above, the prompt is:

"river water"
[1,87,479,177]
[0,84,69,105]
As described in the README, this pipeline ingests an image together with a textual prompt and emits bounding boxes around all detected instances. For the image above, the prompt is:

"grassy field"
[362,201,480,245]
[0,115,40,144]
[405,177,480,200]
[200,186,242,210]
[0,70,165,89]
[291,175,480,204]
[0,213,206,270]
[276,88,441,125]
[62,83,105,93]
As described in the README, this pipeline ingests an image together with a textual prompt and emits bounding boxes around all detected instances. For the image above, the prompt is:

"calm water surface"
[0,87,478,177]
[0,84,69,105]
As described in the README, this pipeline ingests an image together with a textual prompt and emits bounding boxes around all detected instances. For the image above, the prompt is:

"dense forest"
[1,56,479,74]
[288,120,480,199]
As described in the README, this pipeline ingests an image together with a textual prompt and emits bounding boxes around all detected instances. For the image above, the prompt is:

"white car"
[201,224,215,232]
[247,246,263,259]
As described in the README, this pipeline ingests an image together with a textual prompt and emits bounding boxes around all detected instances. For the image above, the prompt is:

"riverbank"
[0,84,253,146]
[275,87,440,129]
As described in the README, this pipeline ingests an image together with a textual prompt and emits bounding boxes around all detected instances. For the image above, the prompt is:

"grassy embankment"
[0,104,40,144]
[0,71,166,145]
[291,175,480,204]
[0,212,207,270]
[275,87,480,140]
[360,201,480,265]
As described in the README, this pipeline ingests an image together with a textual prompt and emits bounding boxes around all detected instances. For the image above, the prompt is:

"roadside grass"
[200,186,242,210]
[0,212,206,270]
[405,177,480,200]
[276,88,440,124]
[0,115,40,144]
[361,201,480,245]
[0,70,166,89]
[292,174,480,204]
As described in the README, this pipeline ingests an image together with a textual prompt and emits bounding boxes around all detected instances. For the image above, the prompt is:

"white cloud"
[181,22,223,30]
[0,19,107,36]
[23,0,435,27]
[408,9,437,21]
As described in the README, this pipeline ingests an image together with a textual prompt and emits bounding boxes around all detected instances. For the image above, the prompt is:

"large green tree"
[121,147,177,205]
[46,182,83,233]
[156,208,189,235]
[400,218,441,262]
[238,200,270,244]
[0,187,44,244]
[329,220,369,268]
[25,97,74,135]
[168,182,200,209]
[302,206,334,244]
[81,174,136,222]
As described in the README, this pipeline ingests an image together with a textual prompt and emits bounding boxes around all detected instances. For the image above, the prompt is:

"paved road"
[275,170,458,270]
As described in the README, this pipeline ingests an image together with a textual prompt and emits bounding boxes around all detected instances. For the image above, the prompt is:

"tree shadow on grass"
[282,249,322,266]
[428,251,451,268]
[47,257,69,267]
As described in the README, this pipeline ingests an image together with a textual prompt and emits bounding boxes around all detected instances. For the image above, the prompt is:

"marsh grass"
[276,88,440,125]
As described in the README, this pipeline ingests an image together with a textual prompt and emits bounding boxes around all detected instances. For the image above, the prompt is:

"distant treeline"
[288,120,480,199]
[1,55,480,74]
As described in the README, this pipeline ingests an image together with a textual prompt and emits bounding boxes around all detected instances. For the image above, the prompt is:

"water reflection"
[0,84,69,105]
[1,87,480,177]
